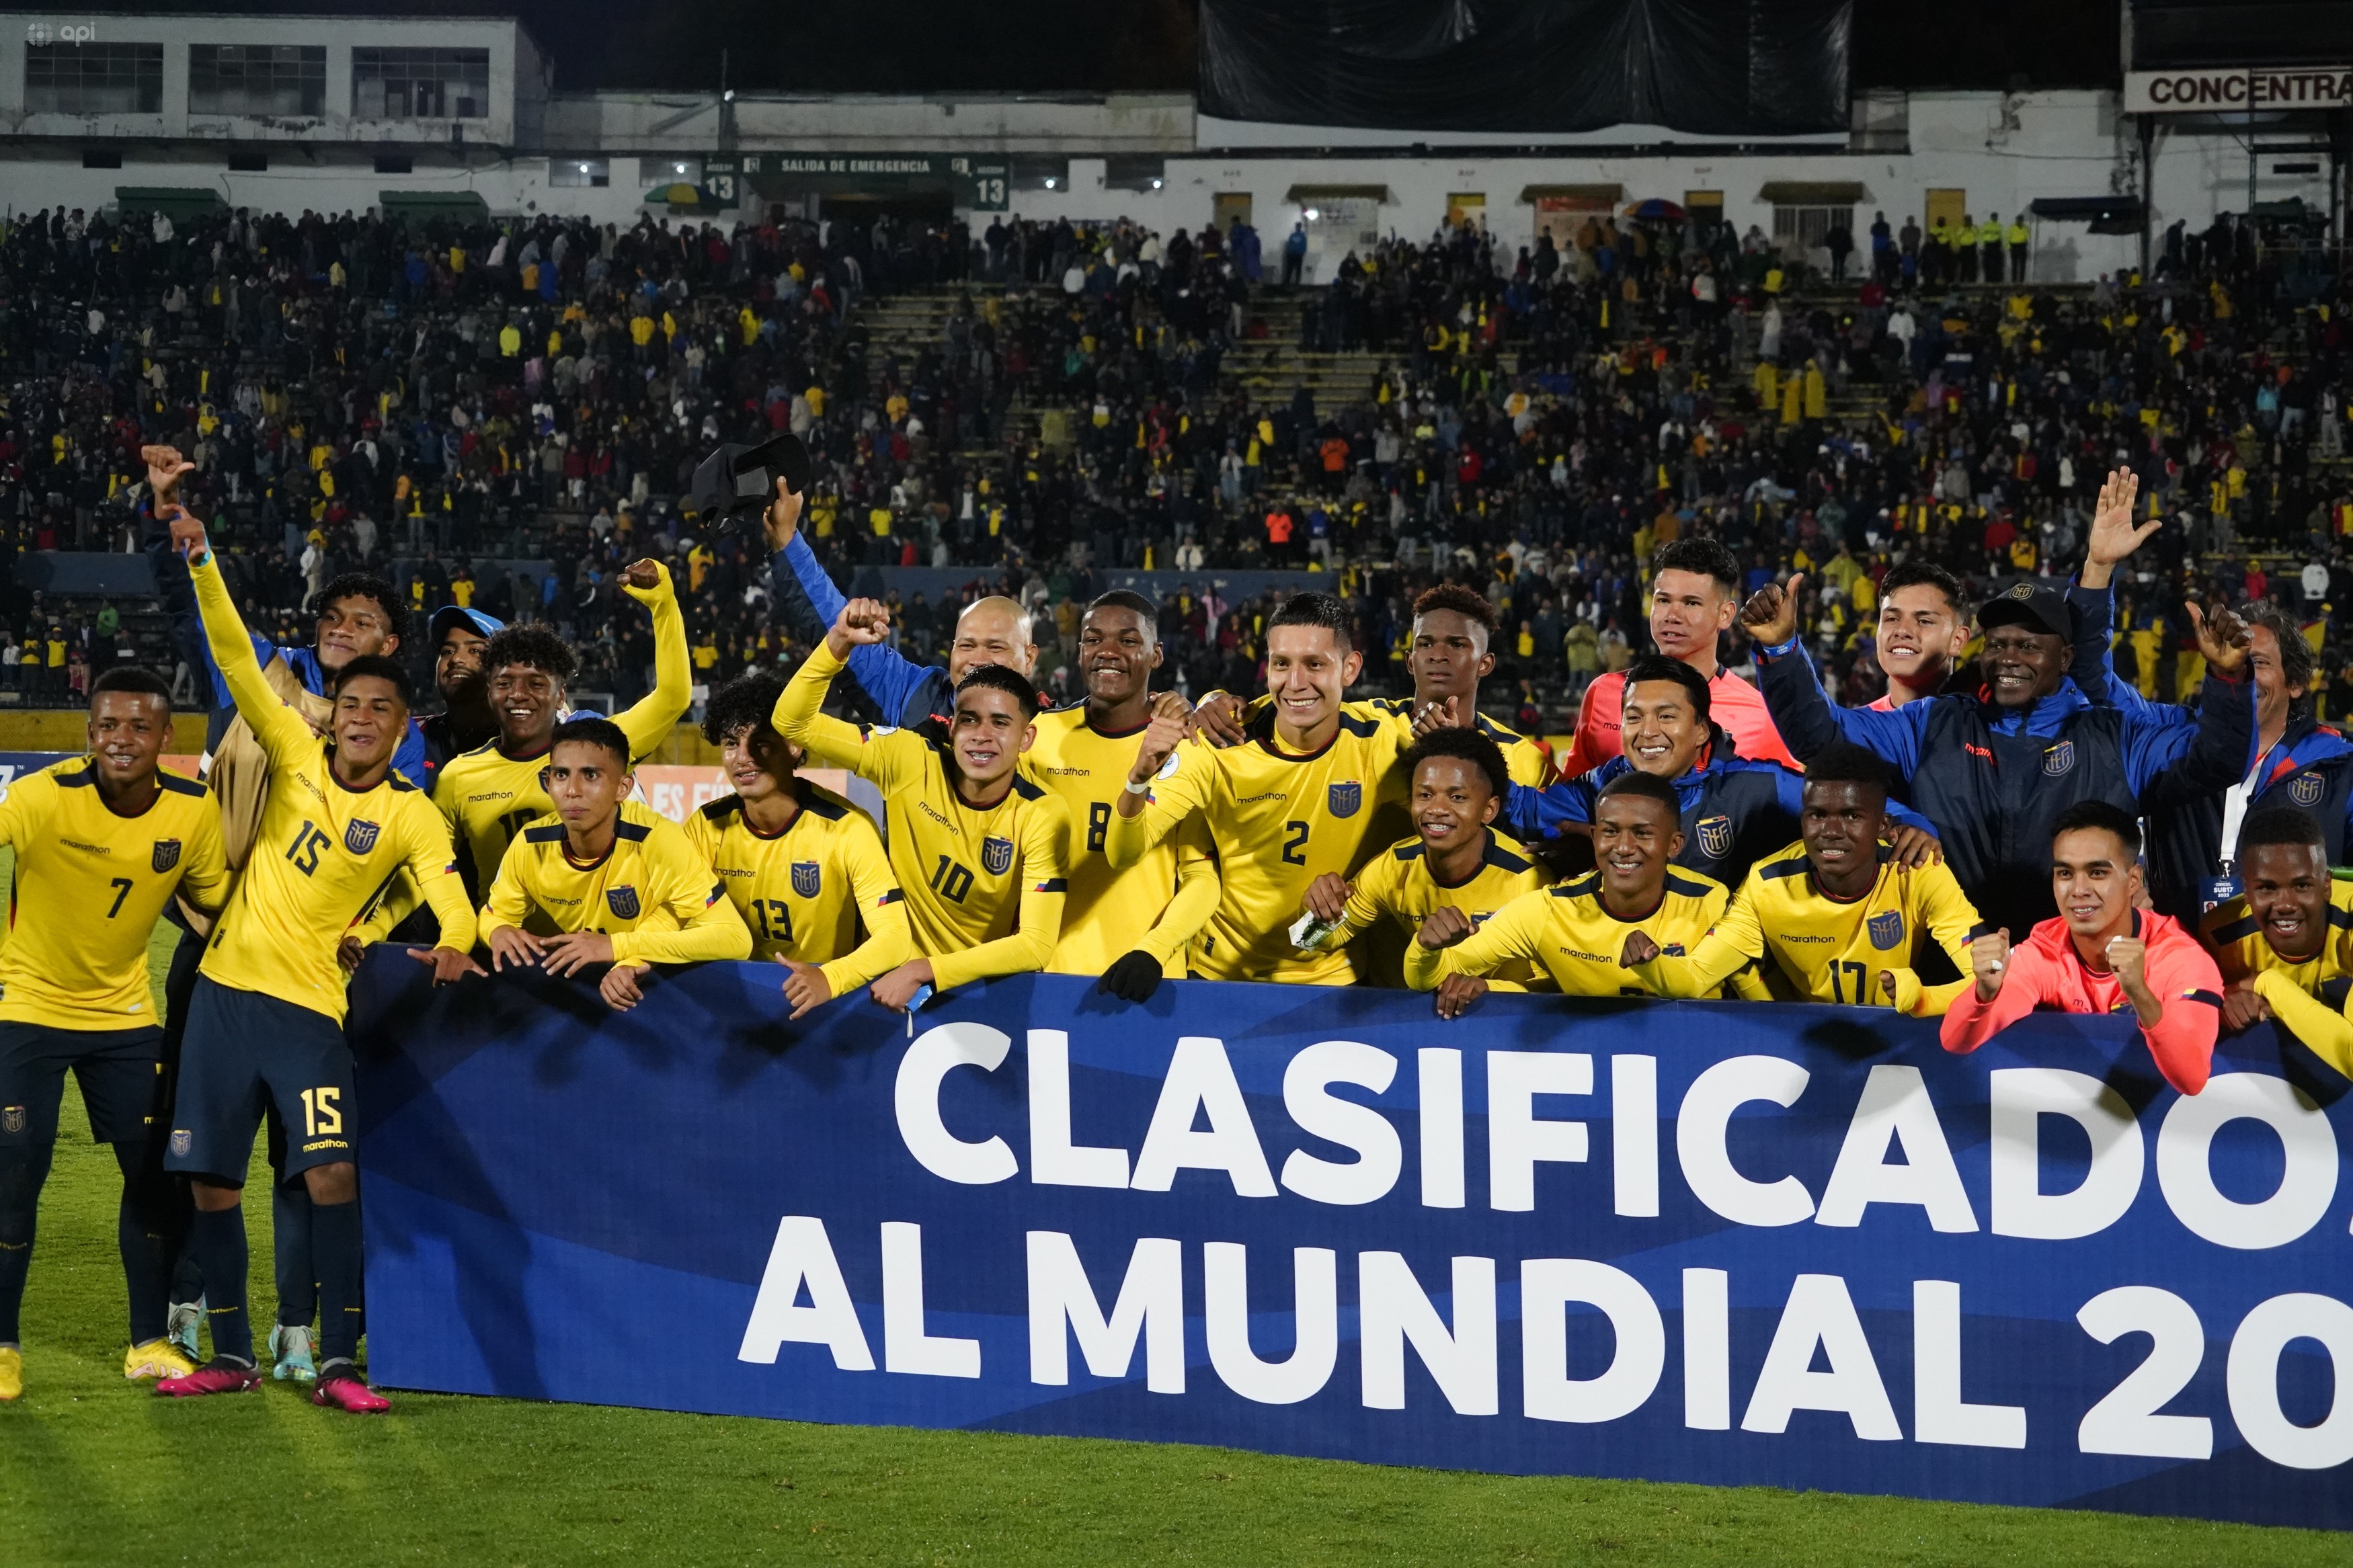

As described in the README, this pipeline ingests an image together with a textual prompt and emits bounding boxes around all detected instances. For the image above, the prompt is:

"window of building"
[191,45,326,117]
[550,157,610,189]
[352,48,490,120]
[1771,204,1853,252]
[25,42,163,115]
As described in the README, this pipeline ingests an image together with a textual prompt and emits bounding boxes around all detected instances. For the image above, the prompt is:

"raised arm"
[927,798,1068,992]
[1503,773,1597,843]
[1105,710,1207,868]
[2124,606,2253,805]
[172,508,317,768]
[770,604,926,794]
[769,485,942,728]
[613,560,692,761]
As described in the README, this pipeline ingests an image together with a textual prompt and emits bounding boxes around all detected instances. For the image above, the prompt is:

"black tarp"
[1198,0,1851,135]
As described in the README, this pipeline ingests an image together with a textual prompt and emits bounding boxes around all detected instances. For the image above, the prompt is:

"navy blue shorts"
[166,979,356,1184]
[0,1022,167,1160]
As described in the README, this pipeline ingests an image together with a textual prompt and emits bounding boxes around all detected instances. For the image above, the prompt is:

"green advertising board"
[729,153,1010,211]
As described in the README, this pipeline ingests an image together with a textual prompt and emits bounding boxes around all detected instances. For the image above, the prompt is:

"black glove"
[1096,950,1164,1003]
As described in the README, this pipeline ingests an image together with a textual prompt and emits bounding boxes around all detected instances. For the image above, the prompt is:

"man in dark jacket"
[1743,576,2252,942]
[1505,657,1939,895]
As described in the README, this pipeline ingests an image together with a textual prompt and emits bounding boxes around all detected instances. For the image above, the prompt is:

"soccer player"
[1296,729,1550,994]
[417,604,504,784]
[773,602,1069,1009]
[481,716,753,1012]
[685,675,910,1019]
[1025,591,1220,1002]
[1405,772,1732,1013]
[0,669,231,1401]
[1560,538,1800,773]
[1108,591,1412,985]
[1622,743,1985,1015]
[1942,801,2221,1096]
[763,482,1036,729]
[1747,572,2253,942]
[1870,562,1972,709]
[434,564,688,900]
[155,503,481,1413]
[2201,806,2353,1077]
[1507,657,1939,893]
[1193,585,1553,787]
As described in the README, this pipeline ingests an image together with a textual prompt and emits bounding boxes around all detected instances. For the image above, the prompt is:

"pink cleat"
[154,1360,264,1398]
[312,1368,389,1413]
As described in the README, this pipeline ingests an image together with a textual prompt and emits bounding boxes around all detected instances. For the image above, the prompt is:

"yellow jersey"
[1311,829,1552,989]
[190,552,476,1022]
[773,643,1069,993]
[1365,698,1556,788]
[682,782,911,995]
[0,757,229,1030]
[481,801,750,966]
[1107,702,1410,984]
[2203,886,2353,1079]
[433,565,691,899]
[1405,867,1730,997]
[1637,841,1984,1015]
[1023,706,1220,978]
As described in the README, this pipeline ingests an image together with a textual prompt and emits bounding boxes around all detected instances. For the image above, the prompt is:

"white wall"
[0,81,2321,281]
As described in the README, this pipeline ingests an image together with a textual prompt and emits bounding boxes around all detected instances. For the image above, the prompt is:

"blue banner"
[348,962,2353,1528]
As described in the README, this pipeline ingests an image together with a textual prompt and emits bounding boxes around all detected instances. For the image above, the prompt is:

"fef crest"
[2042,741,2075,778]
[1868,909,1907,951]
[791,860,822,898]
[1328,780,1362,819]
[606,885,641,920]
[982,837,1015,876]
[2289,772,2326,808]
[1696,814,1733,859]
[0,1106,23,1136]
[151,838,181,873]
[344,819,381,855]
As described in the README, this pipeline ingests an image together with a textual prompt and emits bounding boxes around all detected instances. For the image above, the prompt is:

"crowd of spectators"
[0,191,2344,731]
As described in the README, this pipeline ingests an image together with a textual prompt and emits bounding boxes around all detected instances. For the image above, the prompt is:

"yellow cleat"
[124,1338,195,1382]
[0,1345,20,1401]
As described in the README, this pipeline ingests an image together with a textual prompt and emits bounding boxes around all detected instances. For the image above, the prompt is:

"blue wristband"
[1759,636,1800,659]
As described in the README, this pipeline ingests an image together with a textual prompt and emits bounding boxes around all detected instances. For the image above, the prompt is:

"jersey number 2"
[1281,820,1309,866]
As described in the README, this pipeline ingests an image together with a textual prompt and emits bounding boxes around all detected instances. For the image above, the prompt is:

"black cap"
[688,433,811,520]
[1977,581,2071,641]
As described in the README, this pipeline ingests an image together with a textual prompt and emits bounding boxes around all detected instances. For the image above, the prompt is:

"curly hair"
[481,624,577,686]
[1402,725,1510,800]
[702,672,787,747]
[1411,583,1499,634]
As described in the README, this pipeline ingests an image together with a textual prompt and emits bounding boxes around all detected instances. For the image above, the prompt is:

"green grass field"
[0,865,2344,1565]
